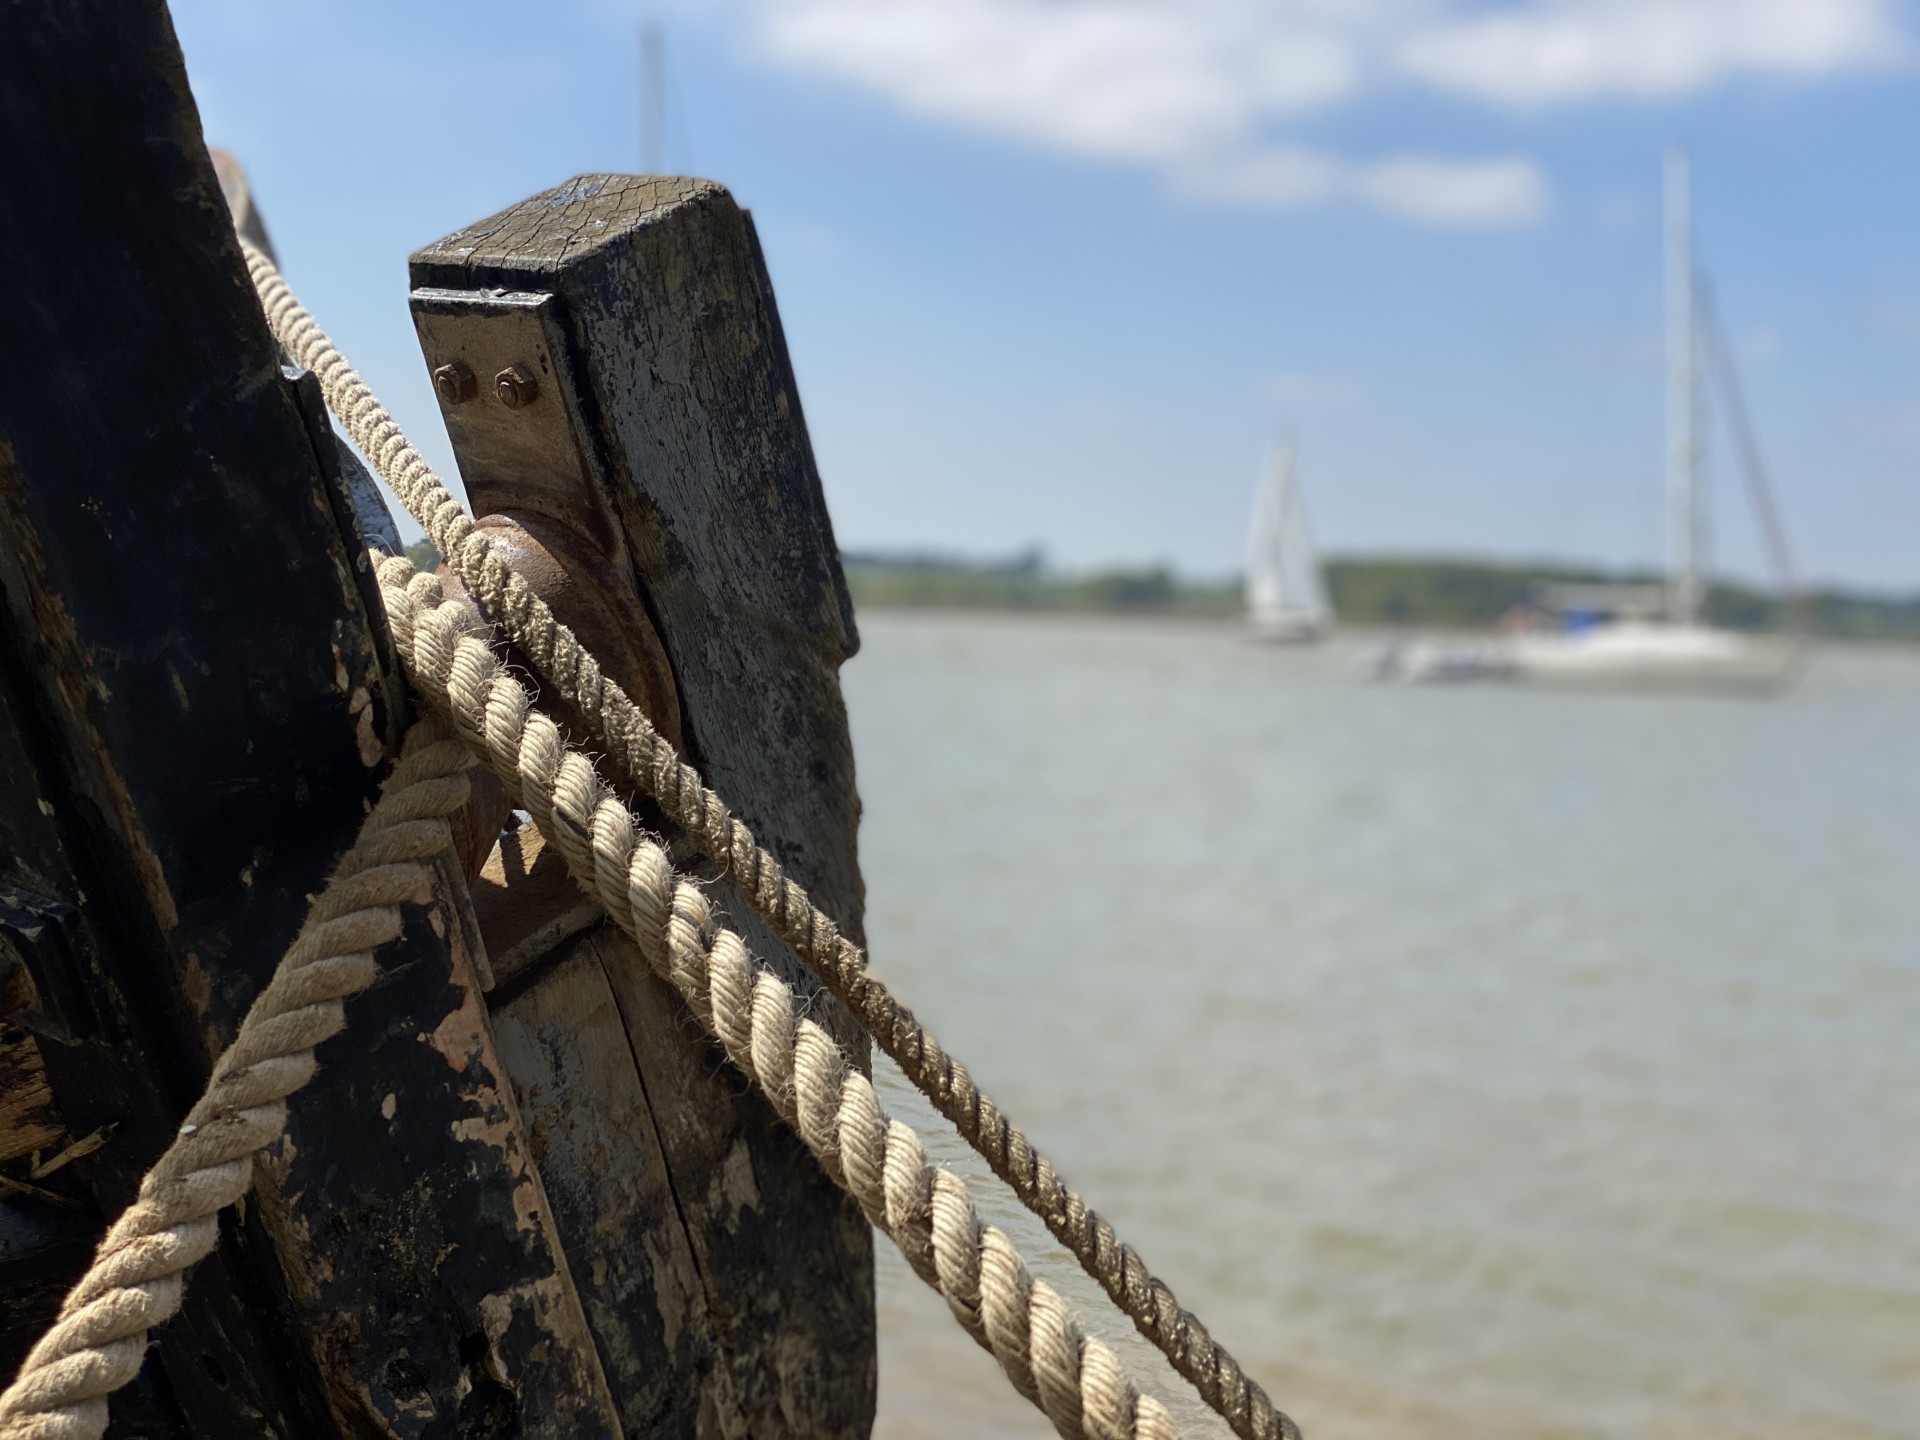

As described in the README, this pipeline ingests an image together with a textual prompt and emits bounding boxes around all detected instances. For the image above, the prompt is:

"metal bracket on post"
[410,287,683,773]
[411,289,630,572]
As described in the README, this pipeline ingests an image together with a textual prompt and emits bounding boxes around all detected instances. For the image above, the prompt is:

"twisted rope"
[385,559,1184,1439]
[0,722,473,1440]
[245,235,1295,1440]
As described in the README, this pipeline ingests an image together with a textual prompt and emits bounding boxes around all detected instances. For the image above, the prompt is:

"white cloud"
[1397,0,1901,107]
[749,0,1365,162]
[725,0,1902,224]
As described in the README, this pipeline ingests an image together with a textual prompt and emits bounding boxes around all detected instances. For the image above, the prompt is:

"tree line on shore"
[838,549,1920,641]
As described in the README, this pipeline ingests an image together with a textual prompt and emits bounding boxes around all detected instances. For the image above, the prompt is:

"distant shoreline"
[838,551,1920,643]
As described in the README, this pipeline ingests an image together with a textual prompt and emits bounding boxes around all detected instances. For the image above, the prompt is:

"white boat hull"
[1372,625,1804,693]
[1502,623,1803,694]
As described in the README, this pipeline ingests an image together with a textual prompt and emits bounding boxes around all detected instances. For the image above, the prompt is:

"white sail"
[1245,443,1331,640]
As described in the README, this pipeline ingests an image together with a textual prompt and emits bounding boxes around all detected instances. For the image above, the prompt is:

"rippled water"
[839,611,1920,1440]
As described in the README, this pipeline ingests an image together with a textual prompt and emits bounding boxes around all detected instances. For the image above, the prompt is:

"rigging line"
[1697,277,1807,631]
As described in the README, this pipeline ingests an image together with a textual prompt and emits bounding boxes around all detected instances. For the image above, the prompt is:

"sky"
[170,0,1920,590]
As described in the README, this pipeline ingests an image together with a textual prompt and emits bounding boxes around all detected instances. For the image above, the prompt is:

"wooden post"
[0,6,618,1434]
[410,174,876,1435]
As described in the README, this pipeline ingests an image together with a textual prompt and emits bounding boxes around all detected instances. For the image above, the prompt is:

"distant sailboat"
[1378,149,1804,692]
[1500,149,1802,693]
[1246,442,1332,642]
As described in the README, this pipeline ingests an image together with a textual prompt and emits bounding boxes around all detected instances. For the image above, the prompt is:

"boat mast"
[1665,147,1704,626]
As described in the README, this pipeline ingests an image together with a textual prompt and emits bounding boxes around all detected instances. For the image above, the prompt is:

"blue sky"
[171,1,1920,589]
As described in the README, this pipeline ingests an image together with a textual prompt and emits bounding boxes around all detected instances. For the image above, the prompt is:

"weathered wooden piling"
[411,174,876,1437]
[0,7,873,1436]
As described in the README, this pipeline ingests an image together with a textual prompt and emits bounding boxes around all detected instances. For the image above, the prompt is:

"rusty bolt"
[495,366,538,408]
[432,361,476,405]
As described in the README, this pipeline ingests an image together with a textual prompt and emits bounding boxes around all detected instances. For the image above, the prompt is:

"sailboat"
[1501,150,1802,692]
[1246,442,1333,642]
[1381,150,1803,691]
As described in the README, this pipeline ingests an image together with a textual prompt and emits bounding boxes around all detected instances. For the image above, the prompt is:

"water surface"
[841,611,1920,1440]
